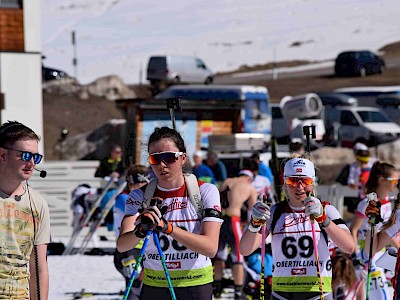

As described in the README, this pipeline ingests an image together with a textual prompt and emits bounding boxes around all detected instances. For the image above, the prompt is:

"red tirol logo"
[296,168,302,173]
[291,268,306,275]
[166,261,181,269]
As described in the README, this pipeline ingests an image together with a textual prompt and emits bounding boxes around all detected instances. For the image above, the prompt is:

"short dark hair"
[250,151,260,160]
[0,120,40,148]
[147,127,186,153]
[125,164,148,183]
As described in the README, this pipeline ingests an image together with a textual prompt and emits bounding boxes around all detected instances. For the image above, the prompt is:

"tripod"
[122,230,177,300]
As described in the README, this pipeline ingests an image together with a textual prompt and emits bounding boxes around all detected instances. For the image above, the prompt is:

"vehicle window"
[148,57,166,68]
[338,52,354,60]
[196,59,206,69]
[246,99,269,120]
[357,111,390,123]
[271,106,283,118]
[340,111,359,126]
[0,0,21,8]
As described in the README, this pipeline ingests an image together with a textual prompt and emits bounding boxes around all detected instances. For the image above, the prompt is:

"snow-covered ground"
[41,0,400,85]
[49,254,124,300]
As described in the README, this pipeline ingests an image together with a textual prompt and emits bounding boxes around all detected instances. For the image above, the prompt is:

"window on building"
[0,0,22,8]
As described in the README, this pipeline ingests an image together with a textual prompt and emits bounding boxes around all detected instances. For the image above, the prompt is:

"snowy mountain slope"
[41,0,400,84]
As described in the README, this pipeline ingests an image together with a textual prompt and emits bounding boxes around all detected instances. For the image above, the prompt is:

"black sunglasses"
[3,147,43,164]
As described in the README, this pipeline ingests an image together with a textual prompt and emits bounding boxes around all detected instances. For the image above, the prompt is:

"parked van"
[146,55,213,89]
[278,92,400,148]
[376,93,400,125]
[324,105,400,147]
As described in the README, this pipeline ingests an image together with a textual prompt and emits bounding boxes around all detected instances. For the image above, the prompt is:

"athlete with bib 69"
[240,153,355,300]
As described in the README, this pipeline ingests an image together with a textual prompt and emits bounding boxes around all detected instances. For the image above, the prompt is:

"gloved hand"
[304,196,326,224]
[248,201,271,233]
[351,252,365,270]
[365,200,383,225]
[136,197,173,235]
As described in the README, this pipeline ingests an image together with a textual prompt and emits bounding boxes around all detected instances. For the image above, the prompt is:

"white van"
[324,105,400,147]
[146,55,213,88]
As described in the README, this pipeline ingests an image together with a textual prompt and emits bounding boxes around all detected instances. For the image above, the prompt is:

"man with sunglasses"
[240,154,354,300]
[0,120,51,299]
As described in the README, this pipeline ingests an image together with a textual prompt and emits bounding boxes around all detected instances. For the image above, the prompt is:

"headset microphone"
[35,168,47,178]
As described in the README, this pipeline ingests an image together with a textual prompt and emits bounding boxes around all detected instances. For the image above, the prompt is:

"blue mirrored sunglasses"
[4,147,43,164]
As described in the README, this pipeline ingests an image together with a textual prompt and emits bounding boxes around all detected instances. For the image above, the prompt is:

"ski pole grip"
[141,197,164,225]
[366,192,379,224]
[306,191,315,221]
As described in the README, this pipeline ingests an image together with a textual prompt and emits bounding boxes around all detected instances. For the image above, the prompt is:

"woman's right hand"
[248,201,271,233]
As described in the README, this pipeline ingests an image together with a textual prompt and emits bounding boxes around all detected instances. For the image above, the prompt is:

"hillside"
[43,42,400,160]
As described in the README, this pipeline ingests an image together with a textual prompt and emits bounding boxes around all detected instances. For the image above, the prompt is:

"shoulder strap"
[270,201,287,235]
[143,178,158,207]
[319,201,329,245]
[143,174,203,219]
[184,173,203,219]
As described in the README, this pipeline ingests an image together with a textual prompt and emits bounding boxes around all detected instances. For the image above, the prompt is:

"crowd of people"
[2,120,400,300]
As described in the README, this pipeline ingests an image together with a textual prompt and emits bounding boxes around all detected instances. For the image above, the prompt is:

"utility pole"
[272,48,278,80]
[72,31,78,81]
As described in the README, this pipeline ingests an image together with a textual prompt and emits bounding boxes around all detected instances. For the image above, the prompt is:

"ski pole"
[366,192,378,300]
[260,194,272,300]
[306,192,324,300]
[311,216,324,299]
[153,231,177,300]
[166,97,181,131]
[303,126,323,298]
[123,230,152,300]
[302,125,316,154]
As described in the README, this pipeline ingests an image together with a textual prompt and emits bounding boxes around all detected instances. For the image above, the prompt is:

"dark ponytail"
[364,161,395,195]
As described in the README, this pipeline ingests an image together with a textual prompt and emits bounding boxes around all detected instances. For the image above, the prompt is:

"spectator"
[0,121,51,299]
[214,170,258,299]
[95,144,126,179]
[206,150,228,182]
[348,142,375,200]
[250,151,274,185]
[95,144,127,231]
[192,150,216,184]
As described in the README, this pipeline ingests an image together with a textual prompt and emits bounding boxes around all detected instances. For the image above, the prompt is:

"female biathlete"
[350,161,399,300]
[117,127,223,300]
[240,153,355,300]
[366,175,400,300]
